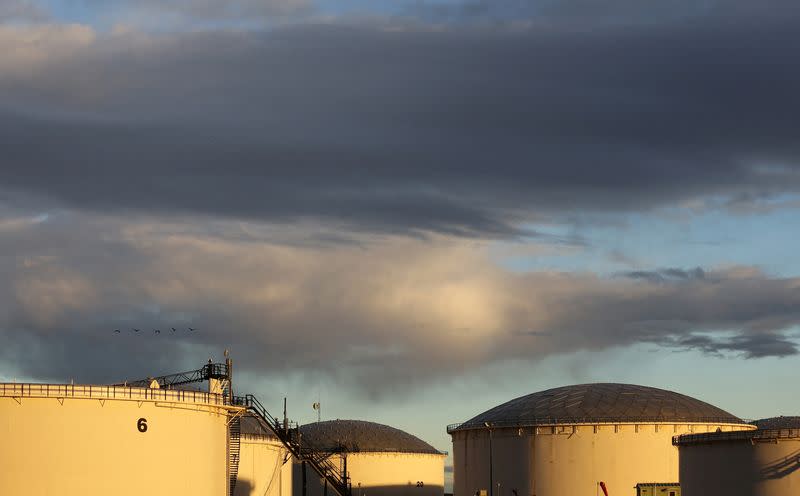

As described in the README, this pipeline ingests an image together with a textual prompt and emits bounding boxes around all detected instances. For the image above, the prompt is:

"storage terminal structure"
[1,358,798,496]
[674,416,800,496]
[296,420,446,496]
[0,358,443,496]
[447,383,755,496]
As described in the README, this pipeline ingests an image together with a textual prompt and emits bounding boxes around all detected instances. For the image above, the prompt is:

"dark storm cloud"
[0,112,526,237]
[409,0,702,23]
[410,0,800,24]
[3,5,800,236]
[135,0,312,18]
[659,333,799,359]
[0,1,49,22]
[75,0,312,23]
[622,267,706,283]
[3,4,800,395]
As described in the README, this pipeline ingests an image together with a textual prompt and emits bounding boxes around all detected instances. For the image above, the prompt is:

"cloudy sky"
[3,0,800,481]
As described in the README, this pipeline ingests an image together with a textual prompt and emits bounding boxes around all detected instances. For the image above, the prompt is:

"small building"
[635,482,680,496]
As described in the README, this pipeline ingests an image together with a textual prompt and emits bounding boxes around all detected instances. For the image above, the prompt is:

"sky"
[3,0,800,485]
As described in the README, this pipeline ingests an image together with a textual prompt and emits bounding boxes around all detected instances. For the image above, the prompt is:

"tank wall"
[452,423,751,496]
[235,435,293,496]
[679,438,800,496]
[452,429,532,496]
[533,424,679,496]
[0,393,230,496]
[347,452,445,496]
[297,452,445,496]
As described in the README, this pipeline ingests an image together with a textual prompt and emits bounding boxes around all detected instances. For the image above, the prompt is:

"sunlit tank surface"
[448,383,754,496]
[295,420,446,496]
[0,382,236,496]
[675,416,800,496]
[235,414,293,496]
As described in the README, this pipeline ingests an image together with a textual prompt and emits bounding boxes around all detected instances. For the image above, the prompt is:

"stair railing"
[233,395,351,496]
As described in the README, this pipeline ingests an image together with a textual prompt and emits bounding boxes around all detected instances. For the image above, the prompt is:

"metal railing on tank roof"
[0,382,226,405]
[447,415,750,433]
[116,362,229,389]
[673,428,800,446]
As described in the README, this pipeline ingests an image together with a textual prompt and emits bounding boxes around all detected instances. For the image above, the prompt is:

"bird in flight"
[132,328,141,333]
[171,327,177,333]
[153,329,161,334]
[188,327,197,332]
[113,329,121,333]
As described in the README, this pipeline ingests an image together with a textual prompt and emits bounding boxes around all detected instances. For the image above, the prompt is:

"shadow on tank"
[296,482,446,496]
[291,465,444,496]
[760,447,800,480]
[233,478,254,496]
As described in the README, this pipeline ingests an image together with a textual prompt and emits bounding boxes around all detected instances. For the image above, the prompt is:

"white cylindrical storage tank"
[235,414,294,496]
[0,382,238,496]
[295,420,446,496]
[675,416,800,496]
[448,383,754,496]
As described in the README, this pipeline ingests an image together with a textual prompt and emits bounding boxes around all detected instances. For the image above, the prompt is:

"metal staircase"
[228,415,242,496]
[116,362,230,389]
[117,359,347,496]
[233,394,351,496]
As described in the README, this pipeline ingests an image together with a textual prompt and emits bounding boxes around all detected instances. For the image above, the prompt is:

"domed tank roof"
[240,413,278,438]
[448,383,745,432]
[753,416,800,430]
[299,420,441,454]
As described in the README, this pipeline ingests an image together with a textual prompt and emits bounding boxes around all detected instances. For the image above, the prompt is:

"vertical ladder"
[228,415,242,496]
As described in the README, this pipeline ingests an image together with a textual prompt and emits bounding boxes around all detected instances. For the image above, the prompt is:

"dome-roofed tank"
[450,383,745,432]
[299,419,441,454]
[752,415,800,429]
[449,383,753,496]
[0,380,233,496]
[676,415,800,496]
[235,414,291,496]
[240,413,279,438]
[295,420,446,496]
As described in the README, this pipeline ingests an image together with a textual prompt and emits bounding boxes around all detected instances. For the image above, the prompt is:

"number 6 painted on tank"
[137,418,148,433]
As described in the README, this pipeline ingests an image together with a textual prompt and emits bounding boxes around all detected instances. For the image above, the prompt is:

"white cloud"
[2,208,799,394]
[0,23,95,75]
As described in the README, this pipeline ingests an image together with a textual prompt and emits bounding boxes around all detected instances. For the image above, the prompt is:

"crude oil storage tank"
[296,420,446,496]
[675,416,800,496]
[448,383,754,496]
[235,414,294,496]
[0,379,240,496]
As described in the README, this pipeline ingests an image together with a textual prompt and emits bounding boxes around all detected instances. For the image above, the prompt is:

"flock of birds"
[113,327,198,335]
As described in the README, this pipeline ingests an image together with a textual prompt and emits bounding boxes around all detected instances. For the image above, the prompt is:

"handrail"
[674,428,800,446]
[447,416,751,433]
[115,362,229,389]
[0,382,225,405]
[233,394,351,496]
